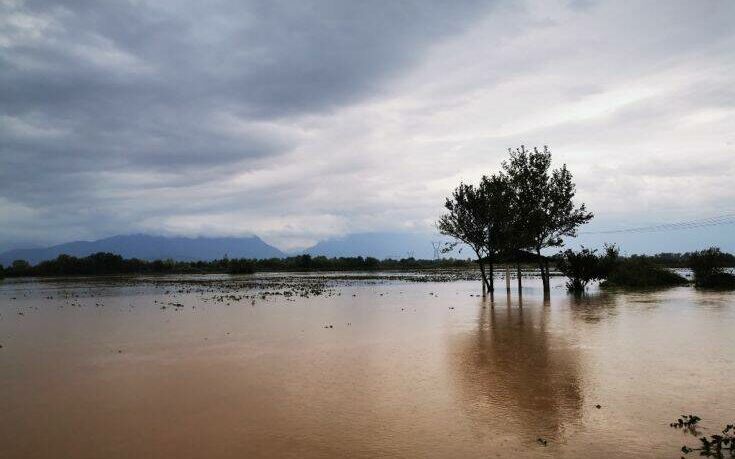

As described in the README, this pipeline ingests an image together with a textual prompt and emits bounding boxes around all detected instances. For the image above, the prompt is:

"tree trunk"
[536,247,549,297]
[516,263,522,292]
[544,258,551,297]
[477,256,491,294]
[488,260,494,292]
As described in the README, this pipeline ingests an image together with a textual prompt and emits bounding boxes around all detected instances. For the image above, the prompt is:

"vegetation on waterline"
[555,244,619,292]
[557,245,735,291]
[670,414,701,429]
[0,252,477,278]
[601,257,688,289]
[3,247,733,287]
[556,244,689,291]
[680,420,735,457]
[688,247,735,289]
[635,251,735,268]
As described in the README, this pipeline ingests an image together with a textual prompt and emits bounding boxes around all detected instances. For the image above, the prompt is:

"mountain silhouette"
[0,234,284,266]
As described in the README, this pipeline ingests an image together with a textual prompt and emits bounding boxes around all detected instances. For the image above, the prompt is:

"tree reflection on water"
[450,295,585,444]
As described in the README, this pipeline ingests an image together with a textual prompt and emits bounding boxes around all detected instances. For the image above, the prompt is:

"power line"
[580,212,735,235]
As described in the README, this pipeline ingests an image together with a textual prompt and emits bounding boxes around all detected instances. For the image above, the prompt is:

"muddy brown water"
[1,273,733,458]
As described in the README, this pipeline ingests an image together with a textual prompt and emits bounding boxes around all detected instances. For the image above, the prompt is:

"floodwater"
[1,273,734,458]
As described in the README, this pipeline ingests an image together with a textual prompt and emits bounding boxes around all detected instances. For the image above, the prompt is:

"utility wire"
[580,212,735,235]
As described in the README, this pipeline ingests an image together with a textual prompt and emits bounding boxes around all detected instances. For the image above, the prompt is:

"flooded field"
[1,272,734,458]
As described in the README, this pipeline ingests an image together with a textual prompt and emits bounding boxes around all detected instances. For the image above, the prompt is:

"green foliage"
[480,173,516,255]
[688,247,735,289]
[10,259,31,275]
[694,272,735,289]
[501,145,593,294]
[556,244,619,292]
[619,250,735,268]
[502,145,593,253]
[601,257,688,289]
[437,145,592,293]
[597,244,620,279]
[437,182,492,258]
[556,247,603,292]
[227,259,255,274]
[1,252,476,277]
[437,180,509,289]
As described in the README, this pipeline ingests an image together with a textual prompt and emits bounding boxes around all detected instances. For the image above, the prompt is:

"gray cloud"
[0,0,493,246]
[1,0,734,252]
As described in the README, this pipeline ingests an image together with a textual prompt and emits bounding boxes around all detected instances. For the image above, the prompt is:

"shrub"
[601,258,688,289]
[688,247,735,289]
[556,247,601,292]
[694,271,735,289]
[556,244,620,293]
[227,259,256,274]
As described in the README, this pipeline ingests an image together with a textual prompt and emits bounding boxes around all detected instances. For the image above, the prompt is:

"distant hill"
[302,232,462,260]
[0,234,285,266]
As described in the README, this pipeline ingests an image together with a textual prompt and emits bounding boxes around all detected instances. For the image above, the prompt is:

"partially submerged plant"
[601,257,688,289]
[688,247,735,289]
[681,422,735,457]
[556,244,619,293]
[556,247,601,292]
[671,414,701,428]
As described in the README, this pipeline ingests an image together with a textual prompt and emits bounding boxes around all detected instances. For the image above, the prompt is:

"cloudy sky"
[1,0,734,253]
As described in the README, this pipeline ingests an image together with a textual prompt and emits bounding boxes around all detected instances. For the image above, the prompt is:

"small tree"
[556,247,601,292]
[503,146,593,297]
[597,244,620,279]
[555,245,618,293]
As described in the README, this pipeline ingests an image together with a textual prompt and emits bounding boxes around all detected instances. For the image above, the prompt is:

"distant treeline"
[0,250,733,278]
[0,252,473,277]
[625,251,735,268]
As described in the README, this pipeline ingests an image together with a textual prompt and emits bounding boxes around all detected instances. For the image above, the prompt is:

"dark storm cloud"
[3,0,489,118]
[0,0,493,246]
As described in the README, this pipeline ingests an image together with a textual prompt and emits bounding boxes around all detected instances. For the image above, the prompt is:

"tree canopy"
[438,145,593,295]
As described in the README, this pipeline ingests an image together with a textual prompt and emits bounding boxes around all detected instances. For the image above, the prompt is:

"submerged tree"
[556,244,619,293]
[438,174,516,294]
[438,145,591,297]
[480,173,516,292]
[438,182,493,291]
[556,247,601,293]
[502,146,593,297]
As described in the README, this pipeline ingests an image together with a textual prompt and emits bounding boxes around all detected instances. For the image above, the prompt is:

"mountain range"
[0,234,285,266]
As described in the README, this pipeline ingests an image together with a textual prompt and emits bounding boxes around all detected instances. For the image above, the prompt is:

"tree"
[557,244,620,292]
[438,182,493,292]
[479,173,517,292]
[556,247,600,292]
[503,146,593,297]
[10,259,31,275]
[438,175,516,293]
